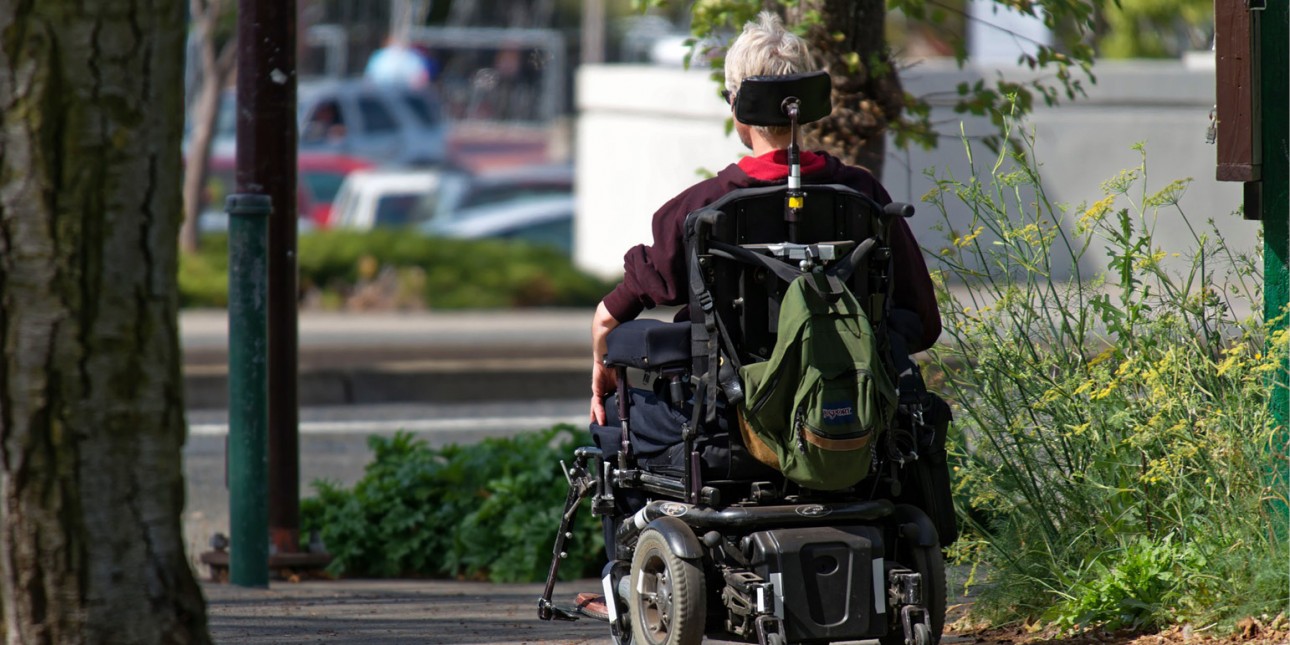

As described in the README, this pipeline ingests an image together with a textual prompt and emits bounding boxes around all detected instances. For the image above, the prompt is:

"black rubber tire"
[629,529,706,645]
[879,543,946,645]
[611,561,634,645]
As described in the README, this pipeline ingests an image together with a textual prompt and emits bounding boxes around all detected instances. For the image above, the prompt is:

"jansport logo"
[822,402,855,424]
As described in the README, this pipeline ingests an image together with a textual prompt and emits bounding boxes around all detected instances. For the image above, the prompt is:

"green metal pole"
[1259,2,1289,538]
[227,193,271,587]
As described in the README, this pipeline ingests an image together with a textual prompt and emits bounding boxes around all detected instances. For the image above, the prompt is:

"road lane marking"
[188,415,586,436]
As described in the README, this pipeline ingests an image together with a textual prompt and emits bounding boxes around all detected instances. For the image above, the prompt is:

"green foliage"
[1049,536,1207,633]
[300,426,605,582]
[924,120,1288,632]
[1099,0,1213,59]
[178,237,229,308]
[180,230,613,309]
[646,0,1105,152]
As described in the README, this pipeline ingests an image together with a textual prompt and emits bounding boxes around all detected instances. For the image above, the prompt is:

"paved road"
[202,574,974,644]
[180,309,594,354]
[204,578,611,645]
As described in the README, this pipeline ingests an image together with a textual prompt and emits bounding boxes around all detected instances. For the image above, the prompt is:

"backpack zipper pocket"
[745,367,783,416]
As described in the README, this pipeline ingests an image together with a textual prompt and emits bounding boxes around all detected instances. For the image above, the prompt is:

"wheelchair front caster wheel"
[630,529,706,645]
[913,622,933,645]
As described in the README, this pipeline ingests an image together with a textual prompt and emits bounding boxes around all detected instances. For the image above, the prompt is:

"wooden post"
[1215,0,1260,184]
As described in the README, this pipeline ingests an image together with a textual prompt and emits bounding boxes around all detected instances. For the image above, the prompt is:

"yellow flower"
[1079,196,1116,230]
[1088,346,1116,367]
[1115,355,1138,378]
[1215,352,1243,377]
[954,226,985,248]
[1091,379,1118,400]
[1135,250,1168,270]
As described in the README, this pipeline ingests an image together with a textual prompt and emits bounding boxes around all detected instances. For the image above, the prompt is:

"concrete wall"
[575,59,1260,284]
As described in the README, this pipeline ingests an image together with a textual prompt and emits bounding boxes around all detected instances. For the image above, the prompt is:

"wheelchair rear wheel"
[629,529,706,645]
[881,542,946,645]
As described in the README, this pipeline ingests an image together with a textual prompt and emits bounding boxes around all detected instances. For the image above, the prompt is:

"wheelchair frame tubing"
[537,449,600,621]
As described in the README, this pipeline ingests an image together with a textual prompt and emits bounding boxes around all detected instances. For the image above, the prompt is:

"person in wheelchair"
[590,13,939,433]
[540,12,957,645]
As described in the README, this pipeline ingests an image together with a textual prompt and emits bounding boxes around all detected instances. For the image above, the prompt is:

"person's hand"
[590,359,618,426]
[590,301,622,425]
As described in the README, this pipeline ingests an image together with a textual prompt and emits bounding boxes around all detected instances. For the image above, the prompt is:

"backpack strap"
[687,247,721,425]
[709,238,879,304]
[708,240,803,285]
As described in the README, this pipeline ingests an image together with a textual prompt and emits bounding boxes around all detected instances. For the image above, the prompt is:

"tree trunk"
[789,0,904,179]
[0,3,211,643]
[181,0,236,254]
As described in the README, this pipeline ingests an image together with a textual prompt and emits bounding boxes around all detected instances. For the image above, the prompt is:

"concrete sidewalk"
[203,578,609,644]
[182,309,596,409]
[202,575,976,644]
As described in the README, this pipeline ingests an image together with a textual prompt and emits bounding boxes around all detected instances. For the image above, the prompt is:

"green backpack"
[737,274,898,491]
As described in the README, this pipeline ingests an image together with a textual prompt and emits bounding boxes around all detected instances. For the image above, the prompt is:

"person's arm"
[888,217,942,351]
[590,300,621,425]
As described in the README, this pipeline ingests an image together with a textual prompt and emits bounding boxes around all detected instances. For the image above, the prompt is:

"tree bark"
[0,2,211,643]
[788,0,904,179]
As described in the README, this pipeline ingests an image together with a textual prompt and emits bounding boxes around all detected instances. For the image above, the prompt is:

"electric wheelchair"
[538,71,957,645]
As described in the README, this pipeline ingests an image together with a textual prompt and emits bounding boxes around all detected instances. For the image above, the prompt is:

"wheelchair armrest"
[605,320,691,370]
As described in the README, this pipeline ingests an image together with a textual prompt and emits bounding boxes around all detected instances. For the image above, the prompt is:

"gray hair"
[724,12,818,136]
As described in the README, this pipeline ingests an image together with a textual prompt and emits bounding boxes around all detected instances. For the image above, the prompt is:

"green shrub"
[925,128,1288,632]
[180,230,614,309]
[299,426,605,582]
[178,235,229,308]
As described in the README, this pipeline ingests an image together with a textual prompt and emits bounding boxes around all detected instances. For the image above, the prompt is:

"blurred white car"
[330,169,442,230]
[421,194,574,255]
[414,162,573,228]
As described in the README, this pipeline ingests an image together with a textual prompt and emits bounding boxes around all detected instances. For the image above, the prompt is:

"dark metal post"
[226,194,271,588]
[237,0,300,557]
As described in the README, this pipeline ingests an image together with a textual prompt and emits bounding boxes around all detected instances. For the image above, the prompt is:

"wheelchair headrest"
[734,71,832,127]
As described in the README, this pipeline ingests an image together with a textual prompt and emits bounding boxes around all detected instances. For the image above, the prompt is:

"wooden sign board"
[1215,0,1260,184]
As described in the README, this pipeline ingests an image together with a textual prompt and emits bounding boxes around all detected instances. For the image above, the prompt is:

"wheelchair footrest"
[537,598,599,622]
[573,592,611,622]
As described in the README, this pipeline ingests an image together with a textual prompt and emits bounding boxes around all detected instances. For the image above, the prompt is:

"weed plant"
[300,426,604,582]
[924,129,1288,632]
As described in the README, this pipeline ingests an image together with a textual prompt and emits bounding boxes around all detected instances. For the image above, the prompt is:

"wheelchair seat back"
[684,183,891,377]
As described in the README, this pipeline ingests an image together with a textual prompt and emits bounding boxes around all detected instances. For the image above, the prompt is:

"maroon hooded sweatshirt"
[601,150,942,352]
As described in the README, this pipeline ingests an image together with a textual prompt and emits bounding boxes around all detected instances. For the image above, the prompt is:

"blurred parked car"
[414,162,573,228]
[420,193,574,255]
[329,169,442,230]
[195,152,373,232]
[190,79,448,166]
[297,153,376,228]
[299,79,448,166]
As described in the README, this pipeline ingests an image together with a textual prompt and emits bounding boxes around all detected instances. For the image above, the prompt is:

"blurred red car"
[203,152,374,230]
[297,153,376,228]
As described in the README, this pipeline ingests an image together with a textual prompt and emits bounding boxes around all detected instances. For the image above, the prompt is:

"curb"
[184,357,590,409]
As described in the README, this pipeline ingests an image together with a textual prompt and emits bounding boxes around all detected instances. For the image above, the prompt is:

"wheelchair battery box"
[747,525,886,642]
